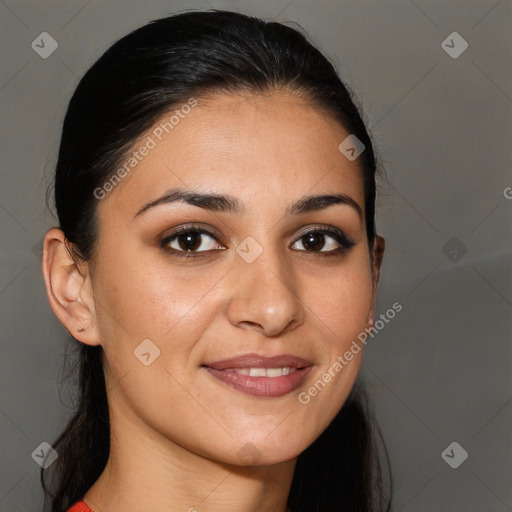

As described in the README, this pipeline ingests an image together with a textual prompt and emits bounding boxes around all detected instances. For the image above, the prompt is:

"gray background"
[1,0,511,511]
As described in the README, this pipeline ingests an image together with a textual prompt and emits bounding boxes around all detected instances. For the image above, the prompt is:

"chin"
[219,436,311,468]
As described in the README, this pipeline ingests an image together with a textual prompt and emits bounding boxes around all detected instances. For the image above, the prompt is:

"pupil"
[304,233,324,251]
[179,232,201,251]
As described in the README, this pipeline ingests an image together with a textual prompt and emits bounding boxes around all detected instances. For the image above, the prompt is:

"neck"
[84,394,295,512]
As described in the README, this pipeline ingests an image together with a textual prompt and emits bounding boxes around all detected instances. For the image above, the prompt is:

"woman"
[40,9,391,512]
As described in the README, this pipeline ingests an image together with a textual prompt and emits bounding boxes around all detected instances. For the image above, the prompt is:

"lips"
[202,353,313,398]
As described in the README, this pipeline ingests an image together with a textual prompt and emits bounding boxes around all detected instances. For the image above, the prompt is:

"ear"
[367,235,385,327]
[41,227,101,346]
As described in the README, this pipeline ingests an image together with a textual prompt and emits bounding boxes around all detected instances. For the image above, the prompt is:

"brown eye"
[172,231,206,252]
[298,232,330,251]
[291,227,355,255]
[161,227,225,258]
[166,230,219,252]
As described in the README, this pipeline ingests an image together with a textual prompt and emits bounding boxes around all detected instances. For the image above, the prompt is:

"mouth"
[201,353,314,398]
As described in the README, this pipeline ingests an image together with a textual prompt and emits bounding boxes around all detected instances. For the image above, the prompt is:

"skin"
[42,88,384,512]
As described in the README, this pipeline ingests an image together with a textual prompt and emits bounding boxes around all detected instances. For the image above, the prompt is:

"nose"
[225,243,306,337]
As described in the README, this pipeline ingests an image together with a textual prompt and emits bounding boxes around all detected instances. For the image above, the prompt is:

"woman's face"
[85,90,382,466]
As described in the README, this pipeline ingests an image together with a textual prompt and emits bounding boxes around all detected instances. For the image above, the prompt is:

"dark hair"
[42,9,391,512]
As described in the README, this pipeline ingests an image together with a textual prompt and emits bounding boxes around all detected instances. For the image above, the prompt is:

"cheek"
[306,258,374,346]
[300,255,373,403]
[91,247,197,339]
[90,246,225,395]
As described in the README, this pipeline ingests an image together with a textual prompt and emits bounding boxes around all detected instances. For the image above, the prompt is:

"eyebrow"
[133,187,363,219]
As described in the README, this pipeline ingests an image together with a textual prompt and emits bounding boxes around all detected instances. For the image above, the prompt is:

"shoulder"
[66,500,94,512]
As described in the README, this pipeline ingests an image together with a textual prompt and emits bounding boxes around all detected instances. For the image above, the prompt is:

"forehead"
[98,89,366,218]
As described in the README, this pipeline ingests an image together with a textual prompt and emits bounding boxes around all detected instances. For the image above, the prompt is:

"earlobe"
[41,228,101,346]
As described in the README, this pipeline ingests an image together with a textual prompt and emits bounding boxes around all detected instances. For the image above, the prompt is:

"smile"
[202,353,313,398]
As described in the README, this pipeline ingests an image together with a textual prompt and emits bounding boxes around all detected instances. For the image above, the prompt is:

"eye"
[291,227,355,256]
[160,226,224,258]
[160,224,355,259]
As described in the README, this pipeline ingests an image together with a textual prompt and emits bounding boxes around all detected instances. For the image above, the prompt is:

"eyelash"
[159,224,356,259]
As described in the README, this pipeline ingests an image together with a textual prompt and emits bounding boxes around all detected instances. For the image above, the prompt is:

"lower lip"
[203,367,312,398]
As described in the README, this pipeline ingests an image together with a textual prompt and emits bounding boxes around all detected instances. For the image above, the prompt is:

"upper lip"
[203,353,314,370]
